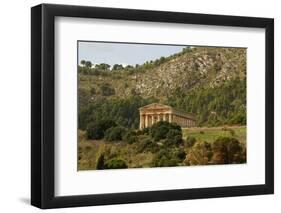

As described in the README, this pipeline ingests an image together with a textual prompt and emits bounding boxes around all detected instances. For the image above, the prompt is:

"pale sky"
[78,41,188,67]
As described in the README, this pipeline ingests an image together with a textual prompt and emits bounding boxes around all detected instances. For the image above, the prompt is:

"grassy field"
[183,126,246,144]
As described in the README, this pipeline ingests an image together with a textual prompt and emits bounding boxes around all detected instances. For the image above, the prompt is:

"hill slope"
[78,46,246,128]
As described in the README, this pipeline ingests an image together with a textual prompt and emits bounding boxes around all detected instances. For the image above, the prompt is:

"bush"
[104,158,128,169]
[152,149,180,167]
[96,153,105,169]
[211,137,245,164]
[136,137,159,153]
[174,148,186,160]
[185,136,196,147]
[123,130,138,144]
[86,119,116,139]
[149,121,182,141]
[165,129,183,146]
[100,83,115,96]
[105,126,127,142]
[166,129,182,139]
[185,141,212,166]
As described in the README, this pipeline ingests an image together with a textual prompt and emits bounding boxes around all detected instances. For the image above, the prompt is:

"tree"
[123,130,138,144]
[86,119,117,139]
[95,63,110,71]
[85,61,92,68]
[152,149,180,167]
[105,126,127,142]
[185,136,196,148]
[80,60,86,66]
[112,64,124,71]
[104,158,128,169]
[96,153,105,169]
[149,121,181,141]
[211,137,245,164]
[100,83,115,96]
[185,141,212,166]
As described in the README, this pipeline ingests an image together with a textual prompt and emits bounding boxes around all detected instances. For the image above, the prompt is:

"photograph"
[29,2,274,209]
[77,41,247,170]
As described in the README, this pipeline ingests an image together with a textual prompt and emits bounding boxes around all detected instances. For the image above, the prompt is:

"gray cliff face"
[133,47,246,99]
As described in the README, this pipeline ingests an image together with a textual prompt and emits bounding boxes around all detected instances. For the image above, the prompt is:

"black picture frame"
[31,3,274,209]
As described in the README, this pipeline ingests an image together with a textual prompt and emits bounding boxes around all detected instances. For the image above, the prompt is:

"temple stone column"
[139,114,143,129]
[145,114,148,128]
[163,113,166,121]
[157,114,160,122]
[151,115,154,125]
[168,113,172,123]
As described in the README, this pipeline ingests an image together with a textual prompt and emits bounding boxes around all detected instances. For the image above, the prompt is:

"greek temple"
[139,103,196,129]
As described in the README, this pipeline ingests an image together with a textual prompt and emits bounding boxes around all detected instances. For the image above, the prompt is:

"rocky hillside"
[79,47,246,102]
[134,47,246,98]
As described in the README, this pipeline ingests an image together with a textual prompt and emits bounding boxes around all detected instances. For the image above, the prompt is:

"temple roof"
[139,103,172,110]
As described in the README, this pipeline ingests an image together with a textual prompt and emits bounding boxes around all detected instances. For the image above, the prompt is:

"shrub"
[162,129,183,147]
[86,119,117,139]
[105,126,127,142]
[136,137,159,153]
[149,121,182,141]
[185,141,212,166]
[123,130,138,144]
[104,158,128,169]
[185,136,196,147]
[96,153,105,169]
[174,148,186,160]
[100,83,115,96]
[211,137,245,164]
[152,149,180,167]
[166,129,182,139]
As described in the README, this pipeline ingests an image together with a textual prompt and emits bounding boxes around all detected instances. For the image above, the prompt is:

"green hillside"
[79,46,246,129]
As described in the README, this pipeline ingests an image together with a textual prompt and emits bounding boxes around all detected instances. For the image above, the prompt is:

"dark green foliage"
[152,149,180,167]
[149,121,181,141]
[166,77,246,126]
[112,64,124,71]
[175,148,186,160]
[105,126,127,142]
[78,88,92,107]
[100,83,115,96]
[104,158,128,169]
[123,130,138,144]
[85,61,92,68]
[211,137,245,164]
[166,129,182,139]
[165,129,183,146]
[79,96,155,130]
[86,119,116,139]
[80,60,86,66]
[185,136,196,147]
[136,136,159,153]
[96,153,105,169]
[95,63,111,71]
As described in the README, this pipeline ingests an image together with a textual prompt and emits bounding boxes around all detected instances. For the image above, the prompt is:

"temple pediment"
[139,103,172,111]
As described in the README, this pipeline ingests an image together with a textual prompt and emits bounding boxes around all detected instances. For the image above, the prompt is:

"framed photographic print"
[31,3,274,209]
